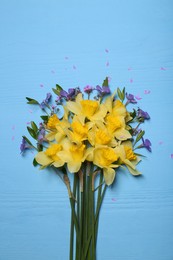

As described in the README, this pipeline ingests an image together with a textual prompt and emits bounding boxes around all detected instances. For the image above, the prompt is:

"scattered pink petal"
[73,65,76,70]
[12,125,15,130]
[144,90,151,94]
[130,78,133,83]
[158,141,163,145]
[171,154,173,159]
[105,49,109,53]
[135,95,142,100]
[128,67,132,71]
[106,61,109,67]
[112,198,117,202]
[108,76,112,82]
[160,67,167,70]
[12,136,15,141]
[28,109,33,114]
[40,84,44,88]
[65,56,69,60]
[26,121,31,125]
[51,70,55,74]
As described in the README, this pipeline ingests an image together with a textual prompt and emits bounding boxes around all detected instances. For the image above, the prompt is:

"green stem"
[95,173,103,246]
[83,184,107,259]
[76,177,80,260]
[70,175,77,260]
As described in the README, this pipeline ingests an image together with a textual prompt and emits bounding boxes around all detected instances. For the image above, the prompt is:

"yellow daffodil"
[35,143,64,169]
[65,118,92,144]
[46,113,70,142]
[57,139,88,173]
[105,113,131,141]
[91,146,120,185]
[66,93,107,124]
[88,123,118,147]
[114,142,141,176]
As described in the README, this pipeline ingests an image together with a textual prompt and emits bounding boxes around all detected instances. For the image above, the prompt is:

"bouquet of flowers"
[21,77,151,260]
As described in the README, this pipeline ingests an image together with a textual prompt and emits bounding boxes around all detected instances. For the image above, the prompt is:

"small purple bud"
[84,85,94,94]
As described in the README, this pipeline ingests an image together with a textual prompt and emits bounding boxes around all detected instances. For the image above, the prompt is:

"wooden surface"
[0,0,173,259]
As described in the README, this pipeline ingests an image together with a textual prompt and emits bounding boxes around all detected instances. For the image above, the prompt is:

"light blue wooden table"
[0,1,173,259]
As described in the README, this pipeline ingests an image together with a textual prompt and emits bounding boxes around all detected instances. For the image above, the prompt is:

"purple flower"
[40,93,52,109]
[126,93,137,104]
[56,87,81,103]
[84,85,94,94]
[20,138,30,153]
[141,138,152,152]
[137,108,150,121]
[96,85,111,95]
[37,125,46,144]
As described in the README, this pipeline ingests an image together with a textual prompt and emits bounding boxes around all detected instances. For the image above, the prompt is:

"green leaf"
[37,143,43,152]
[26,97,39,105]
[130,109,137,119]
[22,136,33,146]
[31,121,38,133]
[117,87,124,101]
[40,115,49,123]
[52,88,60,95]
[102,77,109,87]
[121,87,125,102]
[27,126,37,139]
[53,84,63,96]
[134,130,145,146]
[33,158,38,167]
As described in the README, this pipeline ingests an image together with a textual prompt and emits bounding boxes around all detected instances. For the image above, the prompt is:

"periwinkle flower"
[141,138,152,152]
[37,124,46,144]
[137,108,150,121]
[40,93,52,109]
[126,93,137,104]
[96,85,111,96]
[20,138,30,153]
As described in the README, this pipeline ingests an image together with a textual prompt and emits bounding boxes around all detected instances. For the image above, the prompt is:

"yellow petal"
[103,167,116,186]
[35,151,52,166]
[114,129,131,140]
[66,100,81,115]
[46,132,56,141]
[126,165,141,176]
[53,160,64,168]
[67,161,81,173]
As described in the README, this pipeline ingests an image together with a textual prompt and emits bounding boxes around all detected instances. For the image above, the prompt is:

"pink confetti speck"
[171,154,173,159]
[158,141,163,145]
[135,95,142,100]
[105,49,109,53]
[40,84,44,88]
[73,65,76,70]
[51,70,55,74]
[112,198,117,202]
[12,136,15,141]
[12,125,15,130]
[28,109,33,114]
[130,78,133,83]
[144,90,151,94]
[128,67,132,71]
[106,61,109,67]
[65,56,69,60]
[160,67,167,70]
[26,121,31,125]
